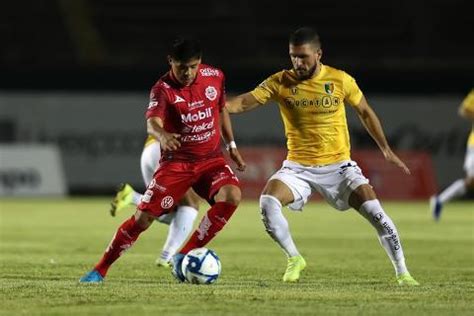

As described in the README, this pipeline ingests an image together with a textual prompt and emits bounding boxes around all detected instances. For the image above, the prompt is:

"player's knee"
[214,185,241,205]
[465,177,474,189]
[259,194,282,212]
[134,210,155,229]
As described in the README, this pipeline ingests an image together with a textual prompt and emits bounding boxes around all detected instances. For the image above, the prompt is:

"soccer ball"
[181,248,221,284]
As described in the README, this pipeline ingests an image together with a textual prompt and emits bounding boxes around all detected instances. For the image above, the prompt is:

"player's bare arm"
[146,117,181,151]
[220,107,246,171]
[459,105,474,121]
[226,92,261,114]
[354,96,411,175]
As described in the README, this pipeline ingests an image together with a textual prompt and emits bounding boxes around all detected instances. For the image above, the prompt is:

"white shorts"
[269,160,370,211]
[140,141,161,185]
[464,146,474,177]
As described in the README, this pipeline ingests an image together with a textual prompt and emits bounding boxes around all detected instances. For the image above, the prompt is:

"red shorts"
[137,156,240,217]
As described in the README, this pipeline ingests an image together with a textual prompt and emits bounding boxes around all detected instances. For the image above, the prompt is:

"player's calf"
[80,211,154,281]
[356,199,418,284]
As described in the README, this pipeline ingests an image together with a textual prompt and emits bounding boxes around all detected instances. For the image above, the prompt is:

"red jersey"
[146,64,226,162]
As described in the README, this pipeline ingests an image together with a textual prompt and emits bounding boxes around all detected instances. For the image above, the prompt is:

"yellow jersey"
[461,89,474,147]
[251,64,363,166]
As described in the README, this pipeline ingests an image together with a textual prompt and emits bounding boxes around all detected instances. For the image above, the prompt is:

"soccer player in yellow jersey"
[430,89,474,220]
[226,27,418,285]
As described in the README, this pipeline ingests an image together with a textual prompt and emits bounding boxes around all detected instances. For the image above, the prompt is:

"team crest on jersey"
[290,86,298,95]
[205,86,217,101]
[324,82,335,95]
[161,196,174,209]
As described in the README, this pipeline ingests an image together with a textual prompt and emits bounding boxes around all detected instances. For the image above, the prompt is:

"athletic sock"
[260,194,300,257]
[438,179,466,204]
[159,206,198,261]
[131,191,143,205]
[179,202,237,254]
[358,199,408,276]
[95,215,147,277]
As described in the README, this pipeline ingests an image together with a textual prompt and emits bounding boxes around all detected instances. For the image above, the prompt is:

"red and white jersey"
[146,64,226,162]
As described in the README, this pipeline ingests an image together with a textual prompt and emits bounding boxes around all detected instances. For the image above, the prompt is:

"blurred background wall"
[0,0,472,197]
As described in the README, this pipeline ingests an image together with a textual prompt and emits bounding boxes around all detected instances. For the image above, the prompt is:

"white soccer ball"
[181,248,221,284]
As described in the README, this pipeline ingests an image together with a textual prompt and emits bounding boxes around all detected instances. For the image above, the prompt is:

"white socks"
[438,179,466,204]
[131,191,143,205]
[159,206,198,262]
[358,199,408,276]
[260,195,300,257]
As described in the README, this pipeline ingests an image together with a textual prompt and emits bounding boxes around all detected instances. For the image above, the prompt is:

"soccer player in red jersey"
[80,38,246,283]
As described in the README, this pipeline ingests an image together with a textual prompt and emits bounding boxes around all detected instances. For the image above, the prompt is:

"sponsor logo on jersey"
[181,130,216,143]
[205,86,218,101]
[160,196,174,209]
[181,108,212,123]
[284,96,341,109]
[324,82,335,95]
[174,95,186,103]
[191,119,214,133]
[188,100,205,110]
[200,68,219,77]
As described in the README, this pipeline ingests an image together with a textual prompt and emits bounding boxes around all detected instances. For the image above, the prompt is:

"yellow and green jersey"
[461,89,474,147]
[251,64,363,166]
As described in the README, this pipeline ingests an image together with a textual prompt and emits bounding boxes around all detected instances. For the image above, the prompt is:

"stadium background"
[1,2,473,316]
[1,0,473,199]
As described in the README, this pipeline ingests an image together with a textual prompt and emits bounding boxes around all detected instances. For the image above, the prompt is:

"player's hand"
[229,148,246,171]
[159,132,181,151]
[383,148,411,175]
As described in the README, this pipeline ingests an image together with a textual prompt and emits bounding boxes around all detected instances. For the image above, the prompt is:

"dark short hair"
[289,27,321,48]
[169,38,202,62]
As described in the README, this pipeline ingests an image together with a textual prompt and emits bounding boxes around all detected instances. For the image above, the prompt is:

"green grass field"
[0,199,473,316]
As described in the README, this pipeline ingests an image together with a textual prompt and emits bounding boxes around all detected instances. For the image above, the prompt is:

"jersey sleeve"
[461,89,474,112]
[342,72,363,107]
[250,73,280,104]
[145,84,168,119]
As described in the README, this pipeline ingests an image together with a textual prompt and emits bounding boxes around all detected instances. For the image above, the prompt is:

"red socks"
[95,215,147,277]
[180,202,237,254]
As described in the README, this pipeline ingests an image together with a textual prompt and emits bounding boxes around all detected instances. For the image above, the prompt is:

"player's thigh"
[179,189,202,210]
[193,158,240,204]
[262,179,294,206]
[140,141,161,185]
[264,160,312,210]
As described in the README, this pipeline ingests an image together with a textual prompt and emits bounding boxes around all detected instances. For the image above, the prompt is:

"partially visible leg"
[80,210,155,282]
[156,190,200,266]
[260,179,306,282]
[171,184,240,282]
[109,142,160,216]
[260,180,300,257]
[350,184,418,286]
[179,185,240,254]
